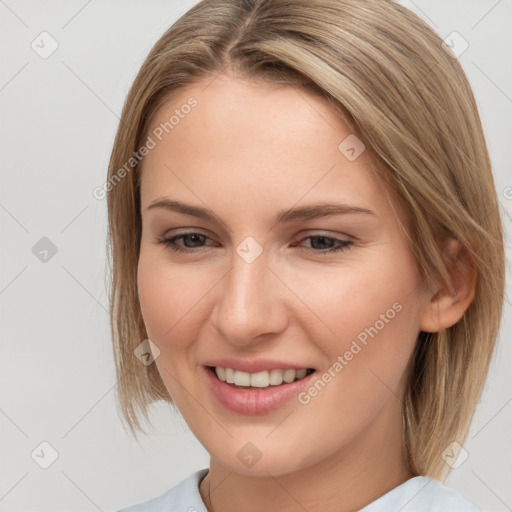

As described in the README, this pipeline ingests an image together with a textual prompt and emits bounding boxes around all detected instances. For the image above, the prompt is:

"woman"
[107,0,505,510]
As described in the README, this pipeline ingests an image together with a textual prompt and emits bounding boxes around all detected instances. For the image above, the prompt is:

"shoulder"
[116,468,209,512]
[360,476,483,512]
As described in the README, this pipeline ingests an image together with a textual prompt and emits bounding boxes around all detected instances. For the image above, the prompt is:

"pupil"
[313,236,333,249]
[185,234,203,247]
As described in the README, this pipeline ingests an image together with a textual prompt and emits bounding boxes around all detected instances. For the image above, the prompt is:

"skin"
[137,71,475,512]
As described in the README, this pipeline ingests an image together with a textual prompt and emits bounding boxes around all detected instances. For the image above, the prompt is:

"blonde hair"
[106,0,505,480]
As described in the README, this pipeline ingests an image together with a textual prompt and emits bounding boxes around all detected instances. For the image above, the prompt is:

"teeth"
[215,367,226,381]
[296,368,308,379]
[234,370,251,387]
[269,369,284,385]
[225,367,235,384]
[214,367,310,388]
[250,370,271,387]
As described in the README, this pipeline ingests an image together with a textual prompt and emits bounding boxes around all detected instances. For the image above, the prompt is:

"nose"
[210,244,288,347]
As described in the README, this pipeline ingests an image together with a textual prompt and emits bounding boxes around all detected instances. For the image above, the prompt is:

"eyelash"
[155,232,353,255]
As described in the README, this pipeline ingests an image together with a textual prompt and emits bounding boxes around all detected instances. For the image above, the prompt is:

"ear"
[420,238,477,333]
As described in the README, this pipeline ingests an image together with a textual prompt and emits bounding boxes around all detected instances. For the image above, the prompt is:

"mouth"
[206,365,316,390]
[203,364,318,415]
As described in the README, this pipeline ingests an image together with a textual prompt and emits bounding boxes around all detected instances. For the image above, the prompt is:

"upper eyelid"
[161,228,351,236]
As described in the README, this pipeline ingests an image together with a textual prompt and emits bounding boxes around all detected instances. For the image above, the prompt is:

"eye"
[155,232,214,253]
[295,235,353,255]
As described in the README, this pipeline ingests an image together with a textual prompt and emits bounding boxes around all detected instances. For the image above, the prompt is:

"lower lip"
[203,366,316,415]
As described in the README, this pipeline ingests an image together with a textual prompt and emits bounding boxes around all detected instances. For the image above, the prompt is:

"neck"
[199,399,413,512]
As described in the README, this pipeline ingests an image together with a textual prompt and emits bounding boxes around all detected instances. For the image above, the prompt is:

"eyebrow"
[145,198,376,228]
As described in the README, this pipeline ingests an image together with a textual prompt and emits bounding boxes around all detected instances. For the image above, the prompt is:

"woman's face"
[137,72,431,476]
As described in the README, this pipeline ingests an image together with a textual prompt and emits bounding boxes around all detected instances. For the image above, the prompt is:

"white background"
[1,1,511,511]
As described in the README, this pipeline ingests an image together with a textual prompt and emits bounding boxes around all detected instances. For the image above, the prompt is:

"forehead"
[147,72,349,156]
[140,73,403,226]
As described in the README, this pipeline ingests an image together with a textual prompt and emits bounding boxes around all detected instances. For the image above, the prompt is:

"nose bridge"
[212,238,286,344]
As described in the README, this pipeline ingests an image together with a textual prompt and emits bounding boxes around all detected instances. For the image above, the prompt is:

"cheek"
[137,251,207,348]
[137,253,211,406]
[303,262,415,345]
[298,283,420,440]
[307,247,421,383]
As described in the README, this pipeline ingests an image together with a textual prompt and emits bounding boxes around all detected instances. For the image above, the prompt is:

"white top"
[117,468,482,511]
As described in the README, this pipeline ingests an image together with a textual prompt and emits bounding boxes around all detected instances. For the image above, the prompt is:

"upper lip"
[204,358,314,373]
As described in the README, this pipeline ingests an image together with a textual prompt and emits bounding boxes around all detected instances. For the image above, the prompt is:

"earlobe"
[419,239,477,333]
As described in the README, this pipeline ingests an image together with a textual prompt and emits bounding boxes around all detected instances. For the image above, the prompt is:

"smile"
[204,365,317,415]
[213,366,314,388]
